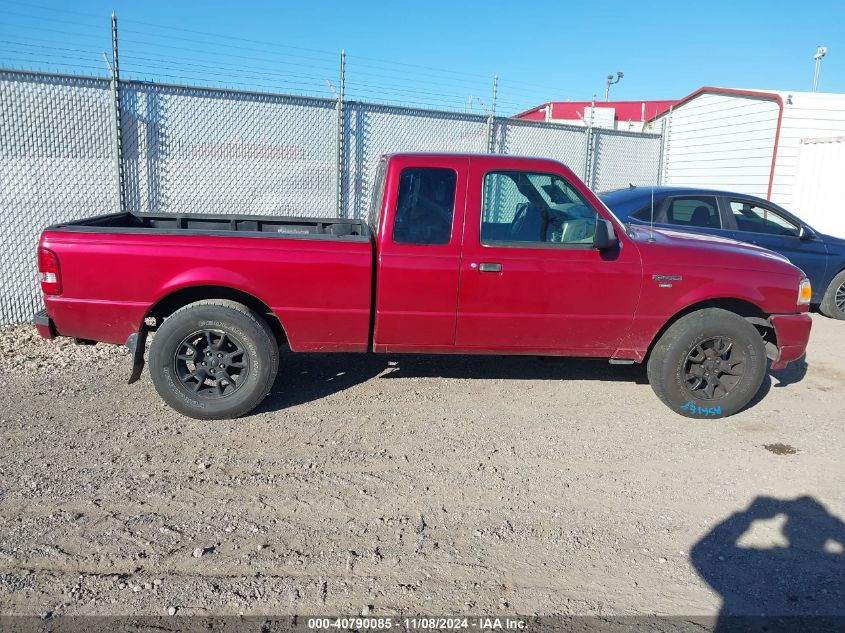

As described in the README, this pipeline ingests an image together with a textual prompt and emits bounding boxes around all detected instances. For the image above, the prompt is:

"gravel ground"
[0,314,843,618]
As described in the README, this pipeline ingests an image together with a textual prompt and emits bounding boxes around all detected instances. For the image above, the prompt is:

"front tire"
[149,300,279,420]
[820,270,845,320]
[647,308,767,419]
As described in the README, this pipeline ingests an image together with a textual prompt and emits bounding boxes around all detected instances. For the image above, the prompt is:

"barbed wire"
[0,59,108,76]
[0,7,103,30]
[0,0,105,20]
[0,2,579,116]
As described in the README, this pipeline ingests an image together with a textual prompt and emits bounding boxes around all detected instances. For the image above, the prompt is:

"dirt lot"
[0,314,843,619]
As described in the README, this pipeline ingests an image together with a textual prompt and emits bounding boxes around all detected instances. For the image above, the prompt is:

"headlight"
[798,278,812,305]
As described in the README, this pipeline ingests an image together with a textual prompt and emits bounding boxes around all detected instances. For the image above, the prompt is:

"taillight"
[38,247,62,295]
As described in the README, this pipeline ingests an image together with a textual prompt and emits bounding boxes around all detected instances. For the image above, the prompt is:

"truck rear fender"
[125,283,287,384]
[146,284,286,345]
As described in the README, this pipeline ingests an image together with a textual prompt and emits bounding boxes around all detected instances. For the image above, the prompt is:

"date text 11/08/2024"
[307,617,527,630]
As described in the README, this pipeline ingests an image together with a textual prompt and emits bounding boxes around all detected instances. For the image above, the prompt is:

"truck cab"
[370,154,641,356]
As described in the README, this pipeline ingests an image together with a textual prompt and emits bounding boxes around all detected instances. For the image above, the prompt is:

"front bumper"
[33,309,56,340]
[768,313,812,370]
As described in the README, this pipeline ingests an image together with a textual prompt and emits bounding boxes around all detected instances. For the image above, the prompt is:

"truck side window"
[392,168,456,245]
[481,171,597,246]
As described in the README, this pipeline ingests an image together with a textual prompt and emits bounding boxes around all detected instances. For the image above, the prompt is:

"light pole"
[812,46,827,92]
[605,71,623,101]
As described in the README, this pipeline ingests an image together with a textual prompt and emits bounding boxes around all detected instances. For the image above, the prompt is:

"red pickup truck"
[35,153,812,420]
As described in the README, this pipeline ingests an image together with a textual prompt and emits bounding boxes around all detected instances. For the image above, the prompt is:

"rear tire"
[149,300,279,420]
[647,308,767,419]
[819,270,845,320]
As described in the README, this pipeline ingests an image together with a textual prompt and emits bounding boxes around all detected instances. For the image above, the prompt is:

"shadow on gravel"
[692,496,845,633]
[253,349,810,416]
[256,349,649,412]
[737,356,809,413]
[741,373,773,412]
[770,355,809,388]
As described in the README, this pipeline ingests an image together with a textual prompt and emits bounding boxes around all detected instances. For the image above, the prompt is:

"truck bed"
[39,212,374,351]
[51,212,370,241]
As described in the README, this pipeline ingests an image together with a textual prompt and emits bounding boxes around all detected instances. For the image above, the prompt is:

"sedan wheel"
[820,271,845,320]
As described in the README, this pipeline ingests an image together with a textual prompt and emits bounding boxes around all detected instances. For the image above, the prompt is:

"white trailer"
[792,136,845,238]
[649,87,845,234]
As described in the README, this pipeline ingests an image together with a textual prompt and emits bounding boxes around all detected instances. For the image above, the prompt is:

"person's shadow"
[691,496,845,632]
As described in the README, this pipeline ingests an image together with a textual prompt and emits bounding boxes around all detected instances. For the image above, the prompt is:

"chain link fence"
[343,103,489,219]
[0,70,118,326]
[120,81,339,217]
[588,128,664,192]
[0,68,664,325]
[493,118,590,180]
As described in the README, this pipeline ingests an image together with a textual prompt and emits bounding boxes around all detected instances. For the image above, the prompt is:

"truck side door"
[455,157,642,355]
[372,155,468,351]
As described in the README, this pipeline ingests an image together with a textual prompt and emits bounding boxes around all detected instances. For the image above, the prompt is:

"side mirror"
[593,218,619,250]
[799,225,816,241]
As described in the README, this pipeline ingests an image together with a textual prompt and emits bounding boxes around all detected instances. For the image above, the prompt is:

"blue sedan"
[600,186,845,320]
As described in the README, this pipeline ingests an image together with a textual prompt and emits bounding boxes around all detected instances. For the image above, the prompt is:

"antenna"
[647,187,656,242]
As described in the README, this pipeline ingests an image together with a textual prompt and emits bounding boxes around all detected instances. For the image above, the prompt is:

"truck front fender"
[615,281,771,362]
[668,281,768,315]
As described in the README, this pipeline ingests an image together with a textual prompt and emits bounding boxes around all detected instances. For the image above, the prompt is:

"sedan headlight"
[798,278,812,305]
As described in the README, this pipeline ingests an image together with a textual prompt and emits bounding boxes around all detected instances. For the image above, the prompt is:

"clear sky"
[1,0,843,115]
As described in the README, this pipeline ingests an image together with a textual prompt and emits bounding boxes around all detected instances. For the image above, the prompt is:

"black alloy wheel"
[148,300,279,419]
[646,308,767,419]
[174,329,250,398]
[682,336,745,400]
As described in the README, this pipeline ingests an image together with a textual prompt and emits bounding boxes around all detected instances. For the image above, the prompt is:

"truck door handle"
[477,262,502,273]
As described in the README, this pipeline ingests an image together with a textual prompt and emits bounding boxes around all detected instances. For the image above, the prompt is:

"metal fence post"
[583,94,596,186]
[109,12,125,213]
[336,50,346,218]
[486,74,498,153]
